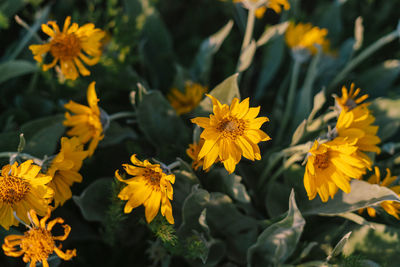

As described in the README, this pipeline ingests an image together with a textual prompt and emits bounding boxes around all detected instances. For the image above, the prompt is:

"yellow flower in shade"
[29,16,105,80]
[304,138,372,202]
[186,139,216,172]
[0,160,53,230]
[285,22,330,55]
[232,0,290,18]
[335,83,369,112]
[191,95,271,174]
[167,81,208,115]
[63,81,104,156]
[115,155,175,224]
[47,137,89,207]
[2,208,76,267]
[358,167,400,219]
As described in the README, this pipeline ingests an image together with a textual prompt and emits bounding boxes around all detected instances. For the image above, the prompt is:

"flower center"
[344,99,357,110]
[21,228,55,262]
[314,152,329,169]
[217,116,246,139]
[144,169,162,190]
[50,33,81,60]
[0,175,31,204]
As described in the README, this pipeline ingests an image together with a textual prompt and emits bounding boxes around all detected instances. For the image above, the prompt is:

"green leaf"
[73,178,113,223]
[247,190,305,267]
[291,120,307,146]
[327,231,352,261]
[265,181,291,218]
[100,121,137,147]
[300,180,400,216]
[307,88,326,123]
[237,40,257,73]
[190,20,233,84]
[197,73,240,114]
[256,21,289,47]
[370,97,400,141]
[0,60,37,84]
[136,91,190,154]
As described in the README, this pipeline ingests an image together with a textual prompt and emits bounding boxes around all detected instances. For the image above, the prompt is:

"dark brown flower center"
[217,116,246,139]
[0,175,30,204]
[50,33,81,60]
[314,153,329,169]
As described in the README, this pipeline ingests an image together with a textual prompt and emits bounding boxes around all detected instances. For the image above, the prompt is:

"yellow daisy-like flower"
[335,83,369,112]
[47,137,89,207]
[2,208,76,267]
[191,95,271,174]
[186,139,216,172]
[0,160,53,230]
[285,22,330,55]
[304,138,371,202]
[115,155,175,224]
[29,16,105,80]
[167,81,208,115]
[232,0,290,18]
[63,81,104,156]
[359,167,400,219]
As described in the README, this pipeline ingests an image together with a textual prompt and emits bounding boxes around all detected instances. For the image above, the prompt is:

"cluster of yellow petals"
[186,139,220,172]
[167,81,208,115]
[2,208,76,267]
[63,82,104,156]
[304,139,371,202]
[359,167,400,219]
[47,137,89,207]
[232,0,290,19]
[0,160,53,230]
[115,155,175,224]
[191,95,270,174]
[285,22,330,55]
[335,83,369,112]
[29,16,105,80]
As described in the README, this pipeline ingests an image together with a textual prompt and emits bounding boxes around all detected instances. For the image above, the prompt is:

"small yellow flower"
[2,208,76,267]
[47,137,89,207]
[167,81,208,115]
[63,81,104,156]
[285,22,330,55]
[0,160,53,230]
[233,0,290,18]
[186,139,216,172]
[191,95,271,174]
[29,16,105,80]
[115,155,175,224]
[304,138,372,202]
[359,167,400,219]
[335,83,369,112]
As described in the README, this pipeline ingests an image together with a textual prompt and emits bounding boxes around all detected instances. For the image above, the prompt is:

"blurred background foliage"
[1,0,400,266]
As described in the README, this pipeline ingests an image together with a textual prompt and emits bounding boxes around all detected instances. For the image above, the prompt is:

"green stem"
[328,28,400,92]
[109,111,136,121]
[0,152,43,166]
[276,58,302,144]
[167,161,181,171]
[236,5,256,76]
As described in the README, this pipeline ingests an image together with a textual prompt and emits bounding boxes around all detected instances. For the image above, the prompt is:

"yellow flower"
[304,138,371,202]
[2,208,76,267]
[335,83,369,112]
[191,95,271,174]
[232,0,290,18]
[0,160,53,230]
[63,81,104,156]
[47,137,89,207]
[29,16,105,80]
[359,167,400,219]
[167,81,208,115]
[186,139,216,172]
[115,155,175,224]
[285,22,330,55]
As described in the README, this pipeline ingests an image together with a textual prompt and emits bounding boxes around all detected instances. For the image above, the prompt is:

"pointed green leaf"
[0,60,37,84]
[237,40,257,73]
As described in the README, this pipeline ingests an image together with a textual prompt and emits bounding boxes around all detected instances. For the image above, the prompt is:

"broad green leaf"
[237,40,256,73]
[136,91,190,155]
[265,181,291,218]
[100,121,137,147]
[73,178,113,223]
[314,0,342,41]
[256,22,289,47]
[370,97,400,141]
[197,73,240,114]
[247,190,305,267]
[291,120,307,146]
[190,20,233,84]
[327,231,352,261]
[0,60,37,84]
[0,131,19,152]
[307,88,326,123]
[300,180,400,216]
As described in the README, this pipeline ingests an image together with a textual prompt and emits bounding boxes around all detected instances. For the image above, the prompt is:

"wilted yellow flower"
[0,160,53,230]
[304,139,371,202]
[191,95,271,174]
[63,81,104,156]
[47,137,89,207]
[335,83,369,112]
[167,81,208,115]
[358,167,400,219]
[285,22,330,55]
[29,16,105,80]
[2,208,76,267]
[115,155,175,224]
[233,0,290,18]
